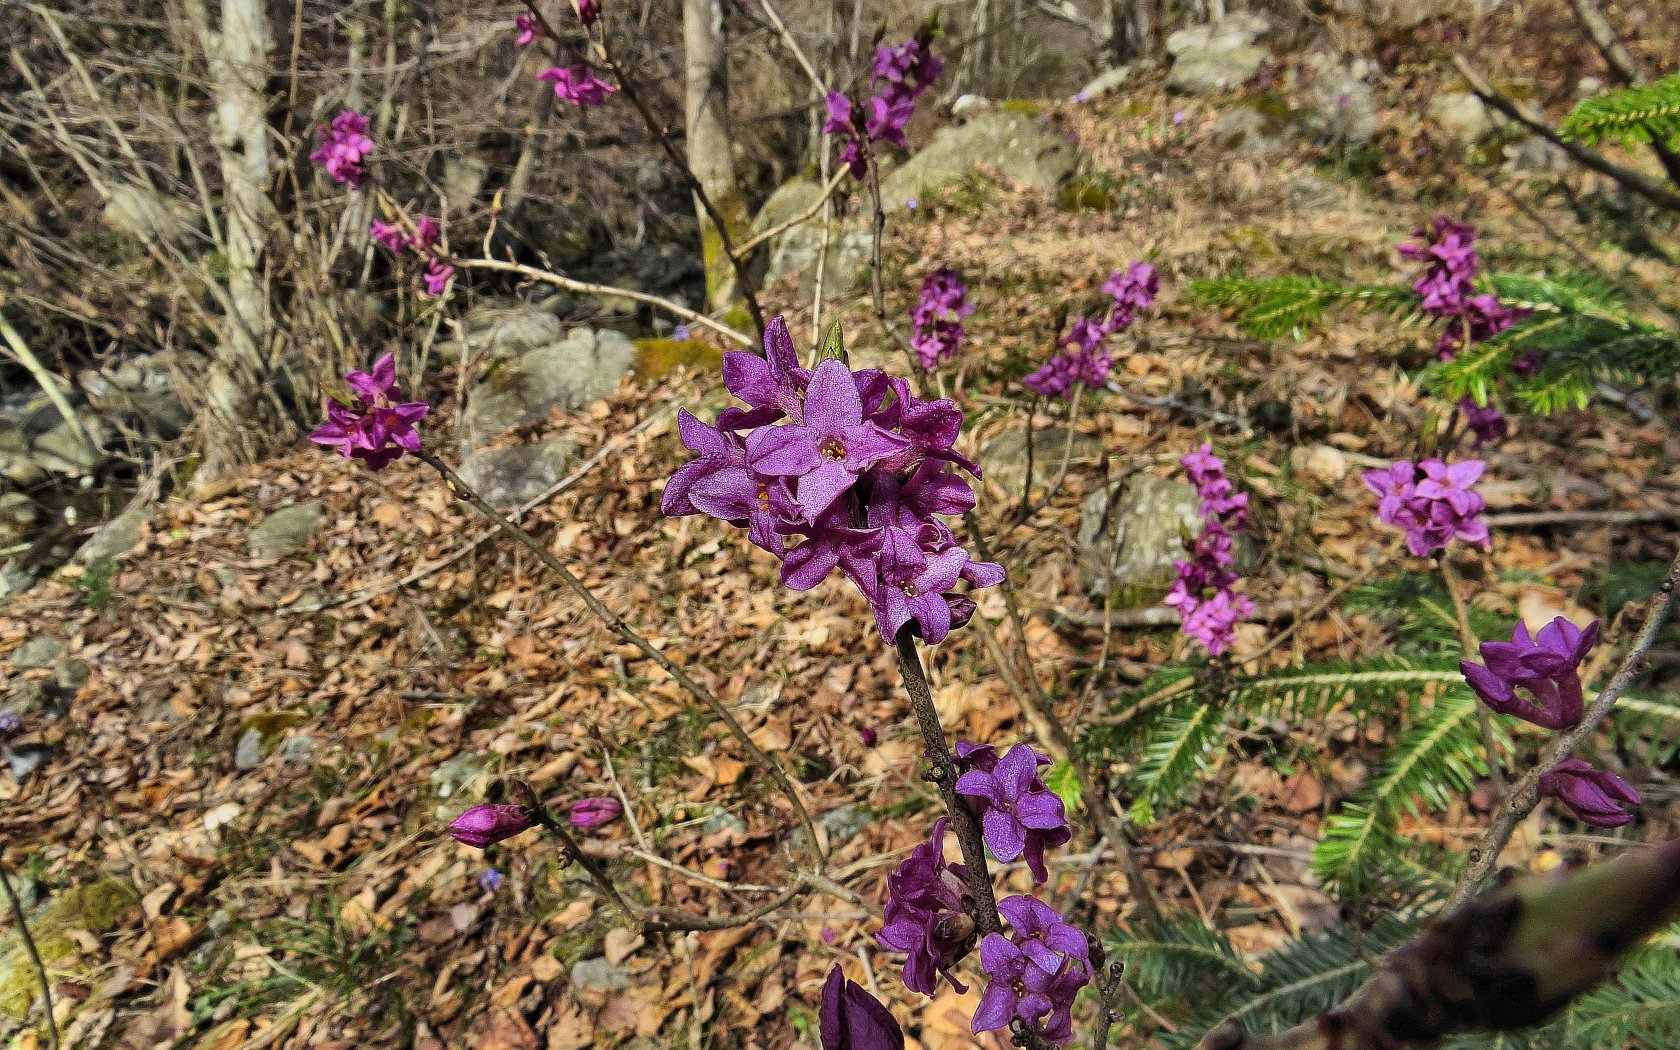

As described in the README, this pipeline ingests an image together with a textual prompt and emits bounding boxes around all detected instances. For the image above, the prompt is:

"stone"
[1428,91,1499,144]
[1076,66,1134,102]
[820,805,871,845]
[1301,53,1377,144]
[431,754,489,801]
[1076,475,1204,603]
[570,957,630,993]
[982,427,1103,496]
[440,303,567,363]
[462,328,633,450]
[76,506,146,564]
[1166,13,1269,95]
[247,502,325,558]
[10,635,65,670]
[951,93,994,117]
[457,439,576,507]
[1300,445,1349,485]
[751,178,872,297]
[1210,107,1289,155]
[443,156,489,212]
[879,111,1080,210]
[30,418,105,476]
[0,492,37,546]
[4,745,48,782]
[234,728,264,771]
[1503,134,1570,173]
[281,735,316,764]
[100,183,193,244]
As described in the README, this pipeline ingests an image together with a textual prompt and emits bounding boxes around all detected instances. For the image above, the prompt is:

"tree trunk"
[682,0,745,311]
[1107,0,1157,63]
[186,0,275,481]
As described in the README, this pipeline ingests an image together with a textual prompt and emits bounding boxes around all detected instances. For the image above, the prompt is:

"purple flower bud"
[513,14,543,46]
[673,323,691,341]
[568,796,622,829]
[420,258,454,298]
[1540,758,1640,827]
[879,818,976,994]
[573,0,599,26]
[370,219,407,253]
[820,965,904,1050]
[448,803,535,849]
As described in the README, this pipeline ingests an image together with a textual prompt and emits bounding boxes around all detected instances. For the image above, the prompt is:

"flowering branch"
[411,449,826,865]
[1447,542,1680,908]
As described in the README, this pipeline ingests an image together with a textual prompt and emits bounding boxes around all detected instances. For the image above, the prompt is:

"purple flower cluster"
[370,216,454,298]
[1024,262,1158,399]
[1398,217,1530,360]
[309,353,429,470]
[954,741,1070,883]
[1459,397,1508,448]
[877,818,975,994]
[1461,616,1598,730]
[538,64,617,107]
[663,316,1003,645]
[573,0,599,25]
[310,110,374,188]
[909,269,974,370]
[973,896,1092,1043]
[513,14,543,46]
[1362,458,1490,557]
[1165,444,1254,656]
[824,38,943,177]
[1540,759,1640,828]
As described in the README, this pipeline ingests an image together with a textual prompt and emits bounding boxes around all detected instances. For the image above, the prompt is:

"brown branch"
[732,165,850,256]
[417,451,825,867]
[1447,542,1680,909]
[1451,54,1680,213]
[1092,960,1128,1050]
[0,864,59,1050]
[450,257,752,346]
[1486,507,1680,528]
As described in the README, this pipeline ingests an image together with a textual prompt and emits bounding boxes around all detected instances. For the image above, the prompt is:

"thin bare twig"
[732,166,850,256]
[1441,556,1507,799]
[1448,543,1680,908]
[0,864,59,1050]
[1487,508,1680,527]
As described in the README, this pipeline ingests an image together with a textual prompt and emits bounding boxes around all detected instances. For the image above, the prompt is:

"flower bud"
[568,796,623,830]
[447,803,535,849]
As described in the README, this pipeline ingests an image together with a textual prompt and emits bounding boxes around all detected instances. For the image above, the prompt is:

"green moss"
[0,878,138,1018]
[999,99,1045,117]
[634,338,724,382]
[1056,171,1121,212]
[699,189,753,312]
[720,305,754,334]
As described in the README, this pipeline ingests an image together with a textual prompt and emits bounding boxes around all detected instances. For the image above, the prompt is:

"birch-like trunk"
[185,0,275,480]
[682,0,745,310]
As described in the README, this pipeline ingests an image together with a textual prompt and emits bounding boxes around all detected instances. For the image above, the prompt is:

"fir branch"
[1129,702,1220,825]
[1560,72,1680,149]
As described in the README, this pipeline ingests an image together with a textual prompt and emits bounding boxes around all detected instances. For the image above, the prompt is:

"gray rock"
[1302,53,1377,144]
[820,805,871,845]
[462,328,634,449]
[751,178,872,297]
[1503,134,1570,173]
[982,427,1103,496]
[440,303,567,364]
[430,754,489,800]
[30,418,105,476]
[457,439,576,507]
[1428,91,1499,144]
[571,957,630,993]
[247,502,325,559]
[0,492,37,546]
[1166,13,1269,95]
[1576,76,1604,98]
[1077,474,1203,603]
[281,735,316,764]
[76,506,146,564]
[879,111,1080,210]
[443,156,489,212]
[11,635,65,670]
[1210,107,1289,155]
[234,728,265,770]
[5,745,49,781]
[1077,66,1134,102]
[702,810,748,837]
[100,183,193,244]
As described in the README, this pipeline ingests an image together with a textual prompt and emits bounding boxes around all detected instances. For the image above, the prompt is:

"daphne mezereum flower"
[310,109,374,187]
[448,803,535,848]
[1540,758,1640,827]
[370,219,408,253]
[1363,458,1489,557]
[538,64,617,106]
[420,259,454,297]
[309,352,429,470]
[877,817,975,995]
[663,315,1002,645]
[1024,261,1156,399]
[954,743,1070,883]
[1166,443,1254,655]
[909,269,974,371]
[1461,616,1599,730]
[573,0,599,24]
[820,965,904,1050]
[513,14,543,46]
[412,217,440,253]
[1400,216,1479,315]
[568,796,622,829]
[971,896,1090,1045]
[1460,397,1508,448]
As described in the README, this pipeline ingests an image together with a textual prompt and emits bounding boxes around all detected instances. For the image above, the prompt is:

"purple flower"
[420,258,454,297]
[448,803,535,848]
[860,726,878,747]
[972,896,1091,1045]
[1102,261,1159,331]
[865,94,916,148]
[412,217,440,253]
[1025,261,1156,398]
[310,110,374,187]
[665,314,1001,645]
[954,743,1070,883]
[1435,295,1531,359]
[514,14,543,46]
[573,0,599,25]
[1459,397,1508,448]
[746,359,910,521]
[909,269,973,370]
[1540,758,1640,827]
[1398,217,1530,360]
[1023,352,1078,398]
[0,713,19,736]
[309,352,429,470]
[1363,458,1489,557]
[568,796,622,829]
[370,219,407,253]
[1168,444,1254,654]
[673,323,691,341]
[538,64,617,106]
[1461,616,1599,730]
[480,868,504,892]
[878,818,975,995]
[820,965,904,1050]
[1172,110,1186,125]
[872,39,942,92]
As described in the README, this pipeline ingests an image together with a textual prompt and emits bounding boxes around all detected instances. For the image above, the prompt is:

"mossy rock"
[998,99,1045,117]
[0,878,138,1019]
[633,338,724,382]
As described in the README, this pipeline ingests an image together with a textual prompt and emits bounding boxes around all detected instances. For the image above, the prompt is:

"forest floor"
[4,18,1680,1050]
